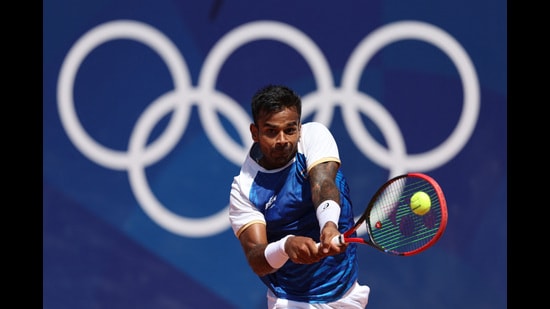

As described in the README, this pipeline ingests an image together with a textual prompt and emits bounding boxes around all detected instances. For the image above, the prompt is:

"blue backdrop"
[43,1,507,308]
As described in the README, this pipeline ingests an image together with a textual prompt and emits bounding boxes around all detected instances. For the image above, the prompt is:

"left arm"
[309,161,341,206]
[309,161,348,254]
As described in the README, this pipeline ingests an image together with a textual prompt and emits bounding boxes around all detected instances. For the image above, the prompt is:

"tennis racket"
[326,172,448,256]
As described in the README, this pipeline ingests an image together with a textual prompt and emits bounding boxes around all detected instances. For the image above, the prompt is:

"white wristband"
[264,235,293,269]
[316,200,340,232]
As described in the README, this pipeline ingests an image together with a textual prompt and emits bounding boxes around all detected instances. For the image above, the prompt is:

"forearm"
[239,224,291,276]
[310,161,341,207]
[312,179,340,206]
[246,243,277,277]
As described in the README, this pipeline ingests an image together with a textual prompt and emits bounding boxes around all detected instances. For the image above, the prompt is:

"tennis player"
[229,84,370,308]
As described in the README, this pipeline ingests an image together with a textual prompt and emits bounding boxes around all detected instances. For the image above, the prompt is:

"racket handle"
[316,234,346,248]
[332,234,345,245]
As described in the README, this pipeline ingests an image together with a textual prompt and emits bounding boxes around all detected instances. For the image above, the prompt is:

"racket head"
[350,173,448,256]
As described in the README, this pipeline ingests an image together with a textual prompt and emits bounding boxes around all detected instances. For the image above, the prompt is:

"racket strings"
[368,177,443,254]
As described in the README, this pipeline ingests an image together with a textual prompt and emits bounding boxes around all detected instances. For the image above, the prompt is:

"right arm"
[237,223,273,277]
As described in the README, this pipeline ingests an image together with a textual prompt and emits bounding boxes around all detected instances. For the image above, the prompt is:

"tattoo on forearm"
[310,161,340,207]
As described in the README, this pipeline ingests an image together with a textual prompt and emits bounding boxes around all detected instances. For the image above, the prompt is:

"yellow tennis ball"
[410,191,431,215]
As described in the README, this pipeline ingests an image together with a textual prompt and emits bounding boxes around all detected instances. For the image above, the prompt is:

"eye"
[262,128,277,137]
[285,128,297,135]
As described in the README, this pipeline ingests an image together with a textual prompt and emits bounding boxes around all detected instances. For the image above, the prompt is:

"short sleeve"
[299,122,341,172]
[228,160,266,237]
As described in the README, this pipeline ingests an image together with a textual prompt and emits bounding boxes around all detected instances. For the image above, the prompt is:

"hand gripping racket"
[328,172,448,256]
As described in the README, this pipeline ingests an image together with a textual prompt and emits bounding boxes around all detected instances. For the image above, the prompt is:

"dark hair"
[250,84,302,124]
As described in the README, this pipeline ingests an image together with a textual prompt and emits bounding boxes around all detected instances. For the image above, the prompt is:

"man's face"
[250,106,301,170]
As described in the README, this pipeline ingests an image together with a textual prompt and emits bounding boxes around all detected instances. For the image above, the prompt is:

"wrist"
[264,235,293,269]
[316,200,340,232]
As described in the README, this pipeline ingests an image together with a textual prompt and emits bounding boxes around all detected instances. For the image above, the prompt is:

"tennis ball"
[410,191,431,215]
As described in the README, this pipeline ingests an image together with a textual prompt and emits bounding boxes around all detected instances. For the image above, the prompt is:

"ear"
[250,123,259,142]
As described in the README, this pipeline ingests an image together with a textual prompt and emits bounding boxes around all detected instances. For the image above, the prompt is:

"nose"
[275,131,288,144]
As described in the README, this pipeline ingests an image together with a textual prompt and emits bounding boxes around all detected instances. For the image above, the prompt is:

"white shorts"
[266,281,370,308]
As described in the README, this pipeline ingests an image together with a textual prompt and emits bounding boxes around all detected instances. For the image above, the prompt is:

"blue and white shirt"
[229,122,358,303]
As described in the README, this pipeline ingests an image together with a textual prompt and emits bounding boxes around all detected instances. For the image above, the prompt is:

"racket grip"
[332,234,345,245]
[316,234,345,248]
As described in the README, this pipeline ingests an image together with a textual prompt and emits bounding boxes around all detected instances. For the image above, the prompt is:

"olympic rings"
[57,19,479,237]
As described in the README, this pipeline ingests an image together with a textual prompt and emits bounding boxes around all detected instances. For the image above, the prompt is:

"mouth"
[272,146,290,157]
[273,146,296,161]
